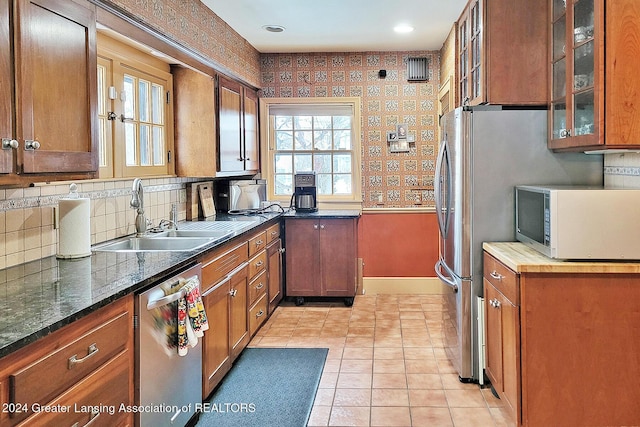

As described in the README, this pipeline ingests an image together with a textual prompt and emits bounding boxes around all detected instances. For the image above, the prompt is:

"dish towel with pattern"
[177,276,209,356]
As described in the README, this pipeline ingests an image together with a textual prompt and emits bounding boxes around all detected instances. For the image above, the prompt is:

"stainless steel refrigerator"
[434,106,603,382]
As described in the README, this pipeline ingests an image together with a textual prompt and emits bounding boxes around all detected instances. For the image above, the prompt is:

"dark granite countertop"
[283,209,361,218]
[0,212,282,358]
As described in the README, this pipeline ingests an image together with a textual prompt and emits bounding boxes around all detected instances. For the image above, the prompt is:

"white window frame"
[259,97,362,210]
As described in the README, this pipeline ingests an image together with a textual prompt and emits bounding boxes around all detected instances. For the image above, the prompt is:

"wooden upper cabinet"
[243,88,260,172]
[172,66,217,177]
[1,0,98,187]
[457,0,548,106]
[549,0,640,151]
[217,75,259,176]
[0,0,13,175]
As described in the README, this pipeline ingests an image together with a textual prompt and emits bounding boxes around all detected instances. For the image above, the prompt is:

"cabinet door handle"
[490,271,503,281]
[256,282,264,290]
[313,224,318,229]
[256,309,265,318]
[320,224,325,229]
[68,343,99,369]
[255,239,264,246]
[72,410,100,427]
[229,289,238,297]
[271,231,278,236]
[2,138,18,149]
[24,140,40,150]
[489,298,501,308]
[255,260,264,268]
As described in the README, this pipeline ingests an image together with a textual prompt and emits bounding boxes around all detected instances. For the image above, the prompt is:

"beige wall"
[260,51,441,209]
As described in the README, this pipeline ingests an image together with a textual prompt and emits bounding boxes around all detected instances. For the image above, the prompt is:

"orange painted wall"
[358,212,439,277]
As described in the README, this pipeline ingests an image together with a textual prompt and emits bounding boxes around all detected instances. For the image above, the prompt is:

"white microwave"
[515,185,640,260]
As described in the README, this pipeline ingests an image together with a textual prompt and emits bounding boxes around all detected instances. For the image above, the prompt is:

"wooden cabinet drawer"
[249,294,268,337]
[249,270,267,306]
[10,309,130,411]
[265,223,280,244]
[248,250,267,279]
[248,231,267,257]
[483,253,518,303]
[202,242,248,291]
[23,350,132,427]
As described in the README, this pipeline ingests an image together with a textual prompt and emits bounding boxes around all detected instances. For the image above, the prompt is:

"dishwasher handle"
[147,274,199,310]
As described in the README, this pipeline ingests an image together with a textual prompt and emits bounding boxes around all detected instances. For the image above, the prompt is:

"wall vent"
[407,57,429,82]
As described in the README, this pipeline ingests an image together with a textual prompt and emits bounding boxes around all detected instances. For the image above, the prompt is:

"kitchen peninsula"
[483,242,640,427]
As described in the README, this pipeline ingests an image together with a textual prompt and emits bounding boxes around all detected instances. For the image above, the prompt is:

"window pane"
[314,129,332,150]
[316,173,332,195]
[294,131,313,150]
[275,130,293,150]
[333,154,351,173]
[153,126,164,165]
[99,118,107,167]
[294,116,312,129]
[125,122,136,166]
[274,174,292,195]
[333,115,351,129]
[294,153,312,171]
[140,124,151,166]
[275,115,293,130]
[152,84,164,125]
[314,154,331,173]
[314,116,332,129]
[123,75,135,120]
[139,80,150,123]
[275,153,293,173]
[97,65,106,116]
[334,174,352,194]
[334,130,351,150]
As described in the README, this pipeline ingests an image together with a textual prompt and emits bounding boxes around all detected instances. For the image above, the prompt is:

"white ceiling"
[201,0,467,53]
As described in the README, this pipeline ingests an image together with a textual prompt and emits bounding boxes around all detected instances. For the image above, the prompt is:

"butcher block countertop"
[483,242,640,274]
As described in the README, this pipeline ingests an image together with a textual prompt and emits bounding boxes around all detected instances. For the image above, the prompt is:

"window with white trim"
[97,33,174,178]
[262,99,362,206]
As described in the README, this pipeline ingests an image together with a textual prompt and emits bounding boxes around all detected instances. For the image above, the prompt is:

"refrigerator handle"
[435,260,459,292]
[434,139,451,237]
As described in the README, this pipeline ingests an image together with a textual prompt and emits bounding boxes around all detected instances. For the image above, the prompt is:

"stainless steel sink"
[93,236,215,252]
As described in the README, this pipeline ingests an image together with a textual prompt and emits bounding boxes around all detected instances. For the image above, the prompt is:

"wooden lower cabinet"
[229,264,249,359]
[0,296,134,427]
[201,278,231,398]
[483,250,640,426]
[266,238,283,314]
[200,221,282,398]
[483,261,520,424]
[285,217,358,301]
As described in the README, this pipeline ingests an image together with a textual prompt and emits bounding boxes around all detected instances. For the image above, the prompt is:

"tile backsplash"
[604,152,640,188]
[0,177,196,270]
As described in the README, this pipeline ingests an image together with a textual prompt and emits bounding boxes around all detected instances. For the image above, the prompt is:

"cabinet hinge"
[167,150,172,163]
[166,91,171,104]
[133,314,139,329]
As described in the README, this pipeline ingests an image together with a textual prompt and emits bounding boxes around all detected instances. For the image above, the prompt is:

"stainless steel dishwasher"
[135,263,203,427]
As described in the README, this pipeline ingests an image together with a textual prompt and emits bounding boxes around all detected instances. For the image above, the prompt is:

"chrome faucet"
[130,178,147,236]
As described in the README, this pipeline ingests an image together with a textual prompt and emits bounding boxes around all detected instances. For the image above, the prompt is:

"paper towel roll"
[57,195,91,259]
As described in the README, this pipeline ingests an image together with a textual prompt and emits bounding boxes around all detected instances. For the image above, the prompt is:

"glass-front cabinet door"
[550,0,598,149]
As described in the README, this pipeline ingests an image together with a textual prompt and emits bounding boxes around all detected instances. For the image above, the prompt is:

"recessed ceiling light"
[394,24,414,34]
[263,25,286,33]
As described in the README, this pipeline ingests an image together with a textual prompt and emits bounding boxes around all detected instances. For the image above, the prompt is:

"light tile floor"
[248,294,515,427]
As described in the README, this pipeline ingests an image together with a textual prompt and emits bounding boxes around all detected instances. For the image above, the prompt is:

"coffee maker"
[293,172,318,212]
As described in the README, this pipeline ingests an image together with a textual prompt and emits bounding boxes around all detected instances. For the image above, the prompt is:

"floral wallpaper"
[260,52,440,209]
[107,0,262,87]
